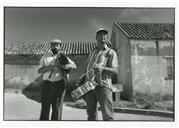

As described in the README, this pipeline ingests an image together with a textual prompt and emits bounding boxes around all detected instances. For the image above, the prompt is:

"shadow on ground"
[5,76,173,112]
[22,76,75,103]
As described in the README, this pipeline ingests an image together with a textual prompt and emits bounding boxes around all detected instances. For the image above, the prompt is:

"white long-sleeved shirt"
[39,52,76,82]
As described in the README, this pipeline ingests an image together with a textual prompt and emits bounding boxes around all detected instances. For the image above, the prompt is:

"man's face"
[51,43,61,55]
[96,32,108,47]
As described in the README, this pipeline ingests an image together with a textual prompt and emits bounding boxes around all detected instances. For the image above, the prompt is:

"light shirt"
[86,44,119,90]
[39,52,75,82]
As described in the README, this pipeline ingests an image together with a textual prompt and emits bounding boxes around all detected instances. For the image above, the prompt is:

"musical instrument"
[71,62,103,100]
[71,79,98,100]
[71,49,111,100]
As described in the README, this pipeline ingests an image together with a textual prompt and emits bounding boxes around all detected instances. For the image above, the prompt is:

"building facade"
[111,22,174,100]
[5,41,97,88]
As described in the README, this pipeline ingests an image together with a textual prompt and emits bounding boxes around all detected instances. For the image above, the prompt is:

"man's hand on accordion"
[93,64,106,73]
[80,76,86,85]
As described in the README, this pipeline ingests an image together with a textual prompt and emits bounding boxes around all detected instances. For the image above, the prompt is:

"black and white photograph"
[2,0,177,127]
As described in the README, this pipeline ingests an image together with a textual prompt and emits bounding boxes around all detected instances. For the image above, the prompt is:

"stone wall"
[130,40,174,96]
[131,56,173,95]
[4,55,88,89]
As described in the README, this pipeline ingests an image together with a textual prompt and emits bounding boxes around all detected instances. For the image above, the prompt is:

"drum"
[71,80,97,100]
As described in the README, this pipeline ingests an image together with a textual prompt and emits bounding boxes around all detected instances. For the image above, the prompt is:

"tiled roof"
[115,22,174,39]
[5,42,99,55]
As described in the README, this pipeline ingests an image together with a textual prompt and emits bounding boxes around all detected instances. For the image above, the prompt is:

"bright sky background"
[5,7,174,44]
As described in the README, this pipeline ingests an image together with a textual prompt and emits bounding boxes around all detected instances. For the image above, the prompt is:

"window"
[165,56,174,80]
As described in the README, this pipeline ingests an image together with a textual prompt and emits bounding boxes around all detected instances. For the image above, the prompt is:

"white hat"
[96,28,108,35]
[50,39,62,44]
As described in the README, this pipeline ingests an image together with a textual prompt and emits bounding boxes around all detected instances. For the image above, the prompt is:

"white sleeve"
[38,55,45,69]
[67,57,77,69]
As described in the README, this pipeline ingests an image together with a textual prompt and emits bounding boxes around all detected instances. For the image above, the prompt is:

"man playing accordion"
[79,28,119,121]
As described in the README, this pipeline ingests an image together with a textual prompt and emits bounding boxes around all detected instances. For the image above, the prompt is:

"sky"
[5,7,174,44]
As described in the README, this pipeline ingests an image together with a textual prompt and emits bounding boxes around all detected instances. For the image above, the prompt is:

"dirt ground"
[4,92,173,121]
[5,78,174,112]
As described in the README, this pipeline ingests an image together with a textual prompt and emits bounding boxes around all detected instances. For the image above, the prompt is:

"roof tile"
[5,42,98,55]
[117,22,174,39]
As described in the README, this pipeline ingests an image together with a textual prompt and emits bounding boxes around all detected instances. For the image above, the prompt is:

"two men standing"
[38,28,118,121]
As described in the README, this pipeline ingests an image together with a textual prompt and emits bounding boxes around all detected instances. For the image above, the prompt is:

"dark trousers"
[84,86,114,121]
[39,80,66,120]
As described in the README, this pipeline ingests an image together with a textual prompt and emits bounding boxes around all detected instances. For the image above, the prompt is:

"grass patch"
[116,93,174,112]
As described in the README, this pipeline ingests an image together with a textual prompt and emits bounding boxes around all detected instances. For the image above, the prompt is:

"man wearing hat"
[38,39,77,120]
[80,28,119,120]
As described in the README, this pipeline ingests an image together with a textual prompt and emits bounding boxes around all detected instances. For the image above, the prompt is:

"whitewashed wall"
[130,40,174,95]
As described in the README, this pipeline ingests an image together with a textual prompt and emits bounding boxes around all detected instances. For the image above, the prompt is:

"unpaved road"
[4,93,173,121]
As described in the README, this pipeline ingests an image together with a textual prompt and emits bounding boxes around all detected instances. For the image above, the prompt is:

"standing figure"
[81,28,119,120]
[38,39,77,120]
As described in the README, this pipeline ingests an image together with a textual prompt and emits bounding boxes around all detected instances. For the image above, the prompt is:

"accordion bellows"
[71,81,97,100]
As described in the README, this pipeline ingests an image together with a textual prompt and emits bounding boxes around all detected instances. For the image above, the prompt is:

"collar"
[96,44,109,51]
[103,44,109,50]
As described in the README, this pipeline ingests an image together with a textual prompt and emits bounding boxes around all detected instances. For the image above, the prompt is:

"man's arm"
[63,57,77,69]
[94,49,119,75]
[94,65,118,75]
[38,65,55,74]
[104,66,118,74]
[37,55,55,74]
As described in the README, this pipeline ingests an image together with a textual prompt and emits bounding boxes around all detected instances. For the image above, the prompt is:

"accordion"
[71,80,98,100]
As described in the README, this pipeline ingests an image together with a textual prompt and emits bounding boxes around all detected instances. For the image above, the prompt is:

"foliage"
[119,93,174,111]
